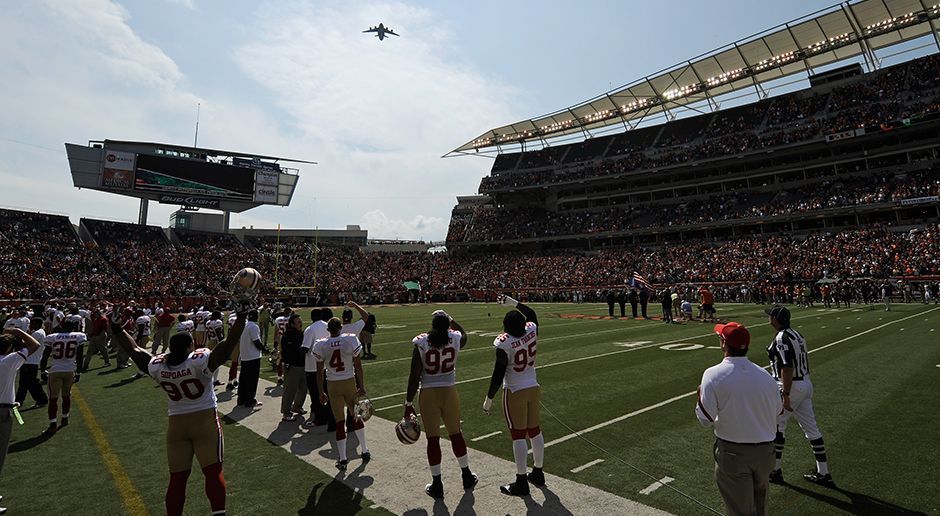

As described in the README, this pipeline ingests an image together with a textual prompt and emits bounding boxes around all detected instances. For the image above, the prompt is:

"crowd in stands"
[450,169,940,243]
[478,54,940,193]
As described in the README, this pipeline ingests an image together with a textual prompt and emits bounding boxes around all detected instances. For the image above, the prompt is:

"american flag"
[629,272,652,291]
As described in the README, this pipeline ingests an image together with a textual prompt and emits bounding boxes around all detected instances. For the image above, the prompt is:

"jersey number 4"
[160,379,205,401]
[329,350,346,372]
[425,347,456,375]
[512,342,536,372]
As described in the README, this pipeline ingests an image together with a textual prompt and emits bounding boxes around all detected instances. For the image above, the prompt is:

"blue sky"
[0,0,858,239]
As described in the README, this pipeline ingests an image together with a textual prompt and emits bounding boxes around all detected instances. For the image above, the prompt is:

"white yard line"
[471,431,502,442]
[571,459,605,473]
[639,477,675,495]
[542,306,940,449]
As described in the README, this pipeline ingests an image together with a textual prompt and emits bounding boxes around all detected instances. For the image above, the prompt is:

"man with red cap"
[696,321,782,516]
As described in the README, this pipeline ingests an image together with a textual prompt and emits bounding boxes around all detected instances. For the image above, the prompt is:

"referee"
[765,306,835,487]
[696,322,781,516]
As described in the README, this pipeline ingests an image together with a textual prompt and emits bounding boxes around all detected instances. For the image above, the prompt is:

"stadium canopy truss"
[445,0,940,157]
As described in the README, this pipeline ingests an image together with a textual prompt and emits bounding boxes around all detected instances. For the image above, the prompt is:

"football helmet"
[354,396,374,422]
[230,268,261,310]
[395,414,421,445]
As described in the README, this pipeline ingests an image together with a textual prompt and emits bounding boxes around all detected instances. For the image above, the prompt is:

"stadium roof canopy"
[446,0,940,157]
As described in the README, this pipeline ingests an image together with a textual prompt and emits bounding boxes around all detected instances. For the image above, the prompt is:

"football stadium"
[1,1,940,515]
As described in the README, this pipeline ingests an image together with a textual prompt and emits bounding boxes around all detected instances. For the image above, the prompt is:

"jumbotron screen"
[134,154,255,201]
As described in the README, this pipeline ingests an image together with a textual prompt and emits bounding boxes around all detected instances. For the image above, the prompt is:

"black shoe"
[527,467,545,487]
[59,417,69,428]
[42,423,57,436]
[31,402,47,409]
[361,452,371,463]
[425,481,444,499]
[462,472,479,490]
[803,471,835,487]
[769,469,784,484]
[225,382,235,391]
[500,476,529,497]
[276,378,284,386]
[335,459,348,471]
[213,381,224,387]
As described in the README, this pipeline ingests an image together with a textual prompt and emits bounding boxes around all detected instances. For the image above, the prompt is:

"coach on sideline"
[695,322,781,516]
[1,328,42,507]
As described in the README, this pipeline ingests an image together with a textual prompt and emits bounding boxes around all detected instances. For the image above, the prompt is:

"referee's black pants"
[236,358,261,407]
[15,364,48,406]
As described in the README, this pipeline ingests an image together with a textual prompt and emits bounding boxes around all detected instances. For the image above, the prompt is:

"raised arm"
[515,302,539,330]
[4,328,41,356]
[346,301,369,322]
[449,318,468,349]
[208,312,246,372]
[108,310,153,373]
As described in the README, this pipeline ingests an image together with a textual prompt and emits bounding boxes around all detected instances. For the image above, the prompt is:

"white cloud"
[360,209,446,242]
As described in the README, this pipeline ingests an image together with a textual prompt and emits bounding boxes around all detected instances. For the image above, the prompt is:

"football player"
[206,311,225,387]
[193,306,211,347]
[110,303,248,516]
[483,295,544,497]
[272,307,292,384]
[40,320,86,434]
[313,317,368,470]
[404,310,477,499]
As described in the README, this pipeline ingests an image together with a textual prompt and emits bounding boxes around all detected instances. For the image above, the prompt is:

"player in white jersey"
[404,310,476,498]
[111,302,248,516]
[205,311,225,386]
[3,307,29,332]
[272,308,292,384]
[176,314,195,336]
[193,308,210,347]
[483,295,544,497]
[313,318,368,470]
[40,320,86,434]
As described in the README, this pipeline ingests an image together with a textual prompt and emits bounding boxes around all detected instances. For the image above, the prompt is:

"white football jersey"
[227,314,237,328]
[413,330,462,388]
[148,349,217,416]
[205,319,224,342]
[313,334,362,381]
[176,320,195,334]
[493,322,539,393]
[194,310,211,331]
[43,332,87,373]
[3,316,28,332]
[274,316,288,336]
[135,315,152,337]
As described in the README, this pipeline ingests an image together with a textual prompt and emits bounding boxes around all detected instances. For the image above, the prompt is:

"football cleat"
[500,478,529,497]
[425,481,444,499]
[527,467,545,487]
[42,423,57,436]
[803,471,835,487]
[462,472,479,490]
[769,469,784,484]
[335,459,348,471]
[361,452,371,463]
[59,417,69,428]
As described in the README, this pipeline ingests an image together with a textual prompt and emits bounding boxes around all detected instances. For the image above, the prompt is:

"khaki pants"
[84,333,110,370]
[280,364,306,415]
[714,439,774,516]
[419,386,461,438]
[167,408,223,472]
[153,326,171,354]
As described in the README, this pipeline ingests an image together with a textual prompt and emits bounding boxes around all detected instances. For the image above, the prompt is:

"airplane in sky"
[363,23,399,41]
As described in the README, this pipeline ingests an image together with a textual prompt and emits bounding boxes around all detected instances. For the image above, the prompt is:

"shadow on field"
[297,478,369,516]
[785,482,928,515]
[8,431,53,453]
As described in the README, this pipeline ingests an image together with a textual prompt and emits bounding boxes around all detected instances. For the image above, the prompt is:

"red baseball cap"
[714,322,750,350]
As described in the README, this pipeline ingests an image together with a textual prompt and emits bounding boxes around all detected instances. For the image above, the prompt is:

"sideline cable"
[539,401,724,516]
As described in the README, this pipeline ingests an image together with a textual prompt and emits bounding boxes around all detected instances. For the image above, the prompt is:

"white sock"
[337,438,347,461]
[775,457,782,470]
[355,428,368,454]
[816,460,829,475]
[457,454,469,469]
[430,463,441,476]
[512,439,528,475]
[62,413,70,419]
[530,433,545,468]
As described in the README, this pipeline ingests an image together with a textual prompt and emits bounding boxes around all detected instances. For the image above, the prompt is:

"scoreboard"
[67,140,303,213]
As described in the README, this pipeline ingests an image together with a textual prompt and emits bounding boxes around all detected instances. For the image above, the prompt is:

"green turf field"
[5,301,939,515]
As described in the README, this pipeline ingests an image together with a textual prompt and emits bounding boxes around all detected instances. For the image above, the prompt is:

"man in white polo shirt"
[696,321,781,516]
[1,326,43,514]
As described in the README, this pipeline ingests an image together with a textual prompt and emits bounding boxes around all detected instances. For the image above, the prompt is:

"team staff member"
[82,308,111,371]
[237,311,265,408]
[154,307,176,354]
[110,303,247,516]
[302,308,330,427]
[279,314,307,421]
[313,317,369,470]
[696,322,781,516]
[404,310,477,499]
[15,318,48,408]
[483,295,545,497]
[765,306,834,487]
[1,327,42,507]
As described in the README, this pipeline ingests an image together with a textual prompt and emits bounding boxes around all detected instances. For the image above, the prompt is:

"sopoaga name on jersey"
[493,322,539,392]
[43,332,87,373]
[205,319,224,342]
[312,334,362,382]
[413,330,463,388]
[148,349,216,416]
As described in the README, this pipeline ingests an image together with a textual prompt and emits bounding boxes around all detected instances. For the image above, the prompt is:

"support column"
[138,199,149,225]
[223,211,231,233]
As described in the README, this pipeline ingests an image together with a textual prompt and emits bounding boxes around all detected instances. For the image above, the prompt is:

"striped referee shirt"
[767,328,810,380]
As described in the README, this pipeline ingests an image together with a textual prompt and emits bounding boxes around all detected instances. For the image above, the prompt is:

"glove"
[482,397,493,415]
[73,373,81,384]
[403,401,416,420]
[497,295,519,307]
[233,298,255,316]
[41,370,49,383]
[431,310,451,320]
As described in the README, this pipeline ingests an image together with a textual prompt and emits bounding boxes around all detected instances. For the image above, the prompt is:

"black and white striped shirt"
[768,328,810,380]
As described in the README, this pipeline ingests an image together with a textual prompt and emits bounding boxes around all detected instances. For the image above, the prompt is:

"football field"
[6,301,939,515]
